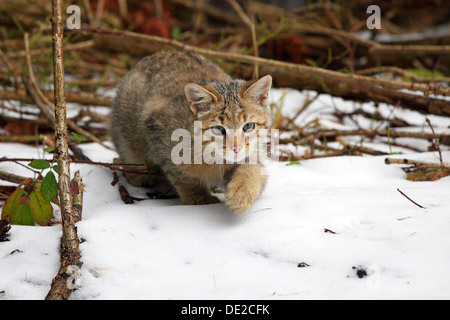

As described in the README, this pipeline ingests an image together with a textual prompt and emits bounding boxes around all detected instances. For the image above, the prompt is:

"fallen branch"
[370,44,450,56]
[0,134,53,144]
[55,28,450,116]
[6,40,95,58]
[263,67,450,117]
[279,144,363,161]
[74,28,450,97]
[0,89,112,107]
[385,157,450,181]
[385,158,449,168]
[281,129,450,147]
[0,170,30,185]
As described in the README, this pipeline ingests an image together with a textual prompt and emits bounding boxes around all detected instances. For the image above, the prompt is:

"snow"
[1,89,450,300]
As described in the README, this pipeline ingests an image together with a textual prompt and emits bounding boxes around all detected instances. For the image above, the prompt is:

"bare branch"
[45,0,81,301]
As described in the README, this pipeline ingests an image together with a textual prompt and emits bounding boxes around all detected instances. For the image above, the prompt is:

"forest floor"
[1,88,449,299]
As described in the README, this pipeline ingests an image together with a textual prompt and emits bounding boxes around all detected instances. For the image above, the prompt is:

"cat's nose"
[231,145,242,153]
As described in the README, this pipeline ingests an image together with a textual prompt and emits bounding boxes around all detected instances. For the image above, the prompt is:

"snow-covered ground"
[1,89,449,300]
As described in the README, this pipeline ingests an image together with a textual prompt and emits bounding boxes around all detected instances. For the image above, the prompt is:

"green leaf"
[28,159,50,170]
[407,68,444,78]
[1,188,25,220]
[171,26,181,40]
[10,204,34,226]
[305,59,318,67]
[146,160,160,172]
[286,160,302,166]
[52,165,59,173]
[389,152,404,155]
[146,161,161,185]
[44,147,55,153]
[29,190,53,226]
[71,132,86,142]
[210,185,224,194]
[41,171,58,202]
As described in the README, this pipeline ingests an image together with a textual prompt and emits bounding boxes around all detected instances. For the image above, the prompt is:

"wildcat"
[110,50,272,213]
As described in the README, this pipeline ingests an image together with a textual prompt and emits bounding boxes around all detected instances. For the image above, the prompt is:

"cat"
[110,50,272,213]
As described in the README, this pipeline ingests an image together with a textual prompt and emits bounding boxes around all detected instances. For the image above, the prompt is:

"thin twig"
[371,100,401,132]
[192,0,206,33]
[290,93,320,123]
[154,0,163,18]
[24,32,55,126]
[0,157,147,173]
[0,48,21,89]
[93,0,105,28]
[397,188,426,209]
[6,40,95,59]
[426,118,443,167]
[117,0,128,18]
[227,0,259,78]
[82,0,94,26]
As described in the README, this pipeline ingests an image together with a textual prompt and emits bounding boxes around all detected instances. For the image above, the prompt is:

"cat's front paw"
[225,180,259,214]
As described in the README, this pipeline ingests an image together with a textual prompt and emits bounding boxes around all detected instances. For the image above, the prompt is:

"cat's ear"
[243,75,272,107]
[184,83,218,115]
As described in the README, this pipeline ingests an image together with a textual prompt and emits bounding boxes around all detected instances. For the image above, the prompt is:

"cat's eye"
[243,122,255,132]
[211,125,226,135]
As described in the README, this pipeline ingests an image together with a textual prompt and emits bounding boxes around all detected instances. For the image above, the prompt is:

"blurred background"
[0,0,449,160]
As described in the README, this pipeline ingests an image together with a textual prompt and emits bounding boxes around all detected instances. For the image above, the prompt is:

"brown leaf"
[119,184,135,204]
[0,217,11,242]
[4,122,37,135]
[111,171,119,187]
[69,180,80,196]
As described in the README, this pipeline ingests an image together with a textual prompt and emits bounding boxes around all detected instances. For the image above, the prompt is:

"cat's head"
[184,75,272,164]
